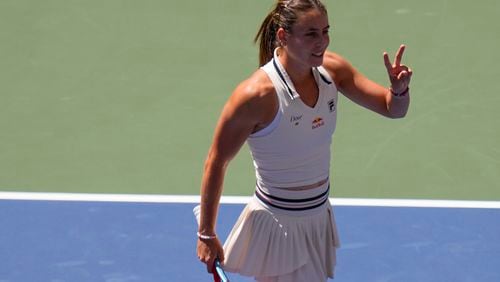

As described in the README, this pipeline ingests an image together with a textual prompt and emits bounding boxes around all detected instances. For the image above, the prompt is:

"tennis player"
[197,0,412,281]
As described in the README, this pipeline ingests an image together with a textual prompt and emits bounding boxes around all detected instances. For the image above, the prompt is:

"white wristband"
[197,231,217,240]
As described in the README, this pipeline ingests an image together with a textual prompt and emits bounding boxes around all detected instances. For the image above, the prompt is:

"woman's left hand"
[383,44,413,94]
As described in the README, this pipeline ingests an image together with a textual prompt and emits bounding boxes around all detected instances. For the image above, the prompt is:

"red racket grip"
[212,265,221,282]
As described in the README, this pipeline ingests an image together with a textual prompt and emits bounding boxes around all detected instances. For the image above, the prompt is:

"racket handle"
[212,260,221,282]
[213,259,229,282]
[212,271,221,282]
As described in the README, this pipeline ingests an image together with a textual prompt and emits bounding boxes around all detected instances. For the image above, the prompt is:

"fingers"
[197,238,225,273]
[384,44,407,72]
[397,67,413,80]
[394,44,406,66]
[397,70,408,80]
[206,257,216,273]
[218,250,225,265]
[383,52,392,72]
[200,254,218,273]
[206,253,225,273]
[199,252,217,273]
[384,45,412,90]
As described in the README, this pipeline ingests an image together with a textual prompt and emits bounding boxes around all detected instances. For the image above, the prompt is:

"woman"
[197,0,412,281]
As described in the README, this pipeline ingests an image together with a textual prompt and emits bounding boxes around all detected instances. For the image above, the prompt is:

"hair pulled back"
[254,0,327,66]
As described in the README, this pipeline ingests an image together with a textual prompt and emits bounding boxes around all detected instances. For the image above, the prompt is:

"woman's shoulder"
[226,69,278,128]
[322,51,354,85]
[323,51,350,68]
[231,68,277,107]
[237,68,275,97]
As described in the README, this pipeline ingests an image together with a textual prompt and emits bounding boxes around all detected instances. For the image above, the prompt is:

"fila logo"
[290,114,303,126]
[312,117,324,129]
[328,99,336,112]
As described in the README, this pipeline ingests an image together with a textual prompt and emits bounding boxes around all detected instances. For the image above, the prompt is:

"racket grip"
[212,260,221,282]
[213,259,229,282]
[212,271,221,282]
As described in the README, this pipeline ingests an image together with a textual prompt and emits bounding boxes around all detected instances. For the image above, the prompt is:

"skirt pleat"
[223,196,340,278]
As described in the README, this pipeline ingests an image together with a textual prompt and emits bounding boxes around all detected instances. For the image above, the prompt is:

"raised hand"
[383,44,413,95]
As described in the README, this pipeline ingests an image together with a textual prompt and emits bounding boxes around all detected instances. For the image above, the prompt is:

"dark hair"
[254,0,328,66]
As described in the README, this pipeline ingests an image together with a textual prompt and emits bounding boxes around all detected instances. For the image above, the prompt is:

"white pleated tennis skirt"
[223,195,341,278]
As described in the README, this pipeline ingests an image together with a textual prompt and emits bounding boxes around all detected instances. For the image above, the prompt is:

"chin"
[310,55,324,67]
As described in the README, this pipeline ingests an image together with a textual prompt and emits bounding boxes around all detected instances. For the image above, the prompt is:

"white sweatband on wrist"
[197,232,217,240]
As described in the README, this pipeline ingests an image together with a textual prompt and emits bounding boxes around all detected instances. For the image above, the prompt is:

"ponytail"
[254,0,328,67]
[254,12,279,67]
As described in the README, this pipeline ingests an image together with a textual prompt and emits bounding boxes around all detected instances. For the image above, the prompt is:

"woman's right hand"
[197,237,225,273]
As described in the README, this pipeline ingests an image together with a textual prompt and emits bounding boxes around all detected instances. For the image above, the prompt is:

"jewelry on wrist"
[390,86,409,97]
[197,231,217,240]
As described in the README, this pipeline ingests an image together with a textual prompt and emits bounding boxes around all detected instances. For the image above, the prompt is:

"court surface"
[1,194,500,281]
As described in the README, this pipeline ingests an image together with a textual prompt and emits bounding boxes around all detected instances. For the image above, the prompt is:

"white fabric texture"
[254,259,329,282]
[247,49,339,188]
[223,196,340,278]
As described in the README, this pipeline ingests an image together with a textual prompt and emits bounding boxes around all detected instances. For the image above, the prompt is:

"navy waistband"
[255,182,330,211]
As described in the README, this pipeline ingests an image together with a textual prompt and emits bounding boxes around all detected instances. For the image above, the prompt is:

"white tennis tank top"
[247,49,338,189]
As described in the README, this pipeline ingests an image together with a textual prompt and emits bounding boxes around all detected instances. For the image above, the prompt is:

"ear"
[277,27,287,46]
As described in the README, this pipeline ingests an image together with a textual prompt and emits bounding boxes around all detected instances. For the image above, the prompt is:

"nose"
[316,33,329,50]
[322,32,330,47]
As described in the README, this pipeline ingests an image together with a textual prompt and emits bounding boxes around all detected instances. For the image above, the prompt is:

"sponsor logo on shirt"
[312,117,324,129]
[290,114,303,126]
[328,99,336,112]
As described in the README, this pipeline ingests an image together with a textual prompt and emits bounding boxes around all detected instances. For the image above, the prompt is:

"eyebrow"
[306,25,330,31]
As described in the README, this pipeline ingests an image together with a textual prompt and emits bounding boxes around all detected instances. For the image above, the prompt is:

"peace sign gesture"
[383,44,413,95]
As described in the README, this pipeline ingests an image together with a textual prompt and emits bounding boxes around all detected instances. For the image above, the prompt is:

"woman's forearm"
[198,156,227,236]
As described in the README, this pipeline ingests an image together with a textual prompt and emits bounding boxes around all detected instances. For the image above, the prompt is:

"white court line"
[1,191,500,209]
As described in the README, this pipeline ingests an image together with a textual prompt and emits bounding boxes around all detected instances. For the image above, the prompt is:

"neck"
[277,50,314,85]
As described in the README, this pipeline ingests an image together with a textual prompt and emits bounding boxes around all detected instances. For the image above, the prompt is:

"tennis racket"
[193,205,230,282]
[213,259,229,282]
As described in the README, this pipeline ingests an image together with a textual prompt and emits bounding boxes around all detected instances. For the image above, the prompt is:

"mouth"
[312,52,324,58]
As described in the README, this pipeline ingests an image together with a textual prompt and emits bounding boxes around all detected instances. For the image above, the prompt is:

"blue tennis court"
[1,196,499,281]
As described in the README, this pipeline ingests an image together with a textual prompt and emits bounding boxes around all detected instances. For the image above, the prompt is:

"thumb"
[207,256,216,273]
[217,245,225,265]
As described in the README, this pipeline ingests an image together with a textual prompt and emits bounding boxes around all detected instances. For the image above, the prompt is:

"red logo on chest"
[312,117,324,129]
